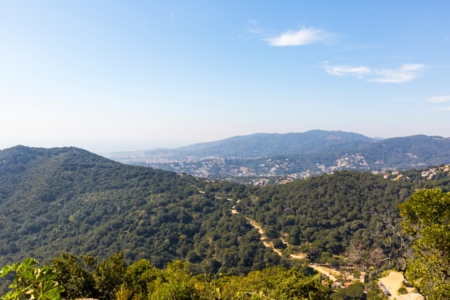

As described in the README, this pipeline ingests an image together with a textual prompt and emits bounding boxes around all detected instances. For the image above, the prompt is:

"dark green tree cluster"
[232,171,450,262]
[0,146,287,285]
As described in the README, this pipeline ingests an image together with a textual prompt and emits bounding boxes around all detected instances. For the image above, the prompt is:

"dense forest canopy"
[235,169,450,260]
[0,146,285,276]
[0,146,449,286]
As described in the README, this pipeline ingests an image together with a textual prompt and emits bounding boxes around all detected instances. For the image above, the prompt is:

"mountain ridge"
[104,130,375,163]
[145,134,450,178]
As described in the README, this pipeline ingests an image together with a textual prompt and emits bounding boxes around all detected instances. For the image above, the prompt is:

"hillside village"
[144,150,450,186]
[145,153,373,178]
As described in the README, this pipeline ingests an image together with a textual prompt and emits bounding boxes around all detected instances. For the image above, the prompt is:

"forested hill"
[235,169,450,262]
[104,130,374,162]
[0,146,285,275]
[1,145,450,279]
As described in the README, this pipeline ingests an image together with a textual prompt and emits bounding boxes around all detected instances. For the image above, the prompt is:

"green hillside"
[1,145,450,280]
[235,169,450,261]
[0,146,280,276]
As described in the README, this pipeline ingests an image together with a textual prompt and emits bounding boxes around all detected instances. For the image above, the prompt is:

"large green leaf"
[18,259,39,272]
[28,280,64,300]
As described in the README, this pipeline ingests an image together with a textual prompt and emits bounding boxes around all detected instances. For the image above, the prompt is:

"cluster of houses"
[420,165,449,178]
[375,165,450,180]
[316,154,370,174]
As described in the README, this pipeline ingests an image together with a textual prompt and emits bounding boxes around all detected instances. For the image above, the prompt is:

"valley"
[1,145,449,298]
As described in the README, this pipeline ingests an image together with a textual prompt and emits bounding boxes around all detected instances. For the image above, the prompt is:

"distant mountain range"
[104,130,375,162]
[103,131,450,178]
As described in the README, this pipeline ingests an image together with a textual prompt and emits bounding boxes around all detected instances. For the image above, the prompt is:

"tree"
[352,270,361,279]
[366,291,383,300]
[398,188,450,300]
[50,252,96,299]
[50,252,126,300]
[272,239,285,249]
[398,286,407,295]
[0,258,64,300]
[345,282,364,299]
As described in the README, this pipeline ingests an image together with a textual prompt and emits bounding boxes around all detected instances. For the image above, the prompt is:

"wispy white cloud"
[325,65,371,78]
[324,63,426,83]
[246,20,264,34]
[266,27,334,46]
[428,95,450,103]
[370,64,426,83]
[437,107,450,111]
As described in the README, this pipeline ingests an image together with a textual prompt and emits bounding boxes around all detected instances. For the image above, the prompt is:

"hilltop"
[0,146,295,277]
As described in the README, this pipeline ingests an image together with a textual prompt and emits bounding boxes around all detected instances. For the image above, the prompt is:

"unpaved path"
[309,265,338,281]
[244,217,307,260]
[196,187,335,281]
[196,188,302,256]
[226,198,307,261]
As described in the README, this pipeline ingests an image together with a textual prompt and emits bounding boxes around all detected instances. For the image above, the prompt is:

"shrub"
[398,286,408,295]
[381,270,390,277]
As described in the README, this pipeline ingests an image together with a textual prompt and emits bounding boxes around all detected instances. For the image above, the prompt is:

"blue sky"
[1,0,449,151]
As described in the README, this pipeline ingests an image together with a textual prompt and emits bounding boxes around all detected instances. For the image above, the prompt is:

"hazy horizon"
[2,129,449,153]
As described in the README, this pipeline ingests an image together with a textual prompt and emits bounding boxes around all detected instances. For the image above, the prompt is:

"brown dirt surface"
[379,271,405,299]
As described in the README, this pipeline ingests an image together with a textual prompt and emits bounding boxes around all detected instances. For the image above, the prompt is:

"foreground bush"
[0,253,331,300]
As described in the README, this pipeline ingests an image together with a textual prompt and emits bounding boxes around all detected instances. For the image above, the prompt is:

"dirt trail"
[244,217,307,260]
[220,195,307,261]
[196,187,336,281]
[197,189,306,259]
[309,265,338,281]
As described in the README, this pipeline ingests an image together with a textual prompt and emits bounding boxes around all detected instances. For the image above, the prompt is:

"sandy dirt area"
[379,271,405,298]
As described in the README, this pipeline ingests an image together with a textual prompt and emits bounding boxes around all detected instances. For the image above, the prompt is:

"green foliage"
[397,286,407,295]
[366,291,383,300]
[234,170,450,262]
[272,239,285,249]
[345,282,364,299]
[0,146,276,278]
[2,254,333,300]
[50,252,125,300]
[399,188,450,299]
[1,146,450,299]
[272,268,330,300]
[122,259,158,297]
[210,267,330,299]
[49,253,95,299]
[330,282,364,300]
[0,258,64,300]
